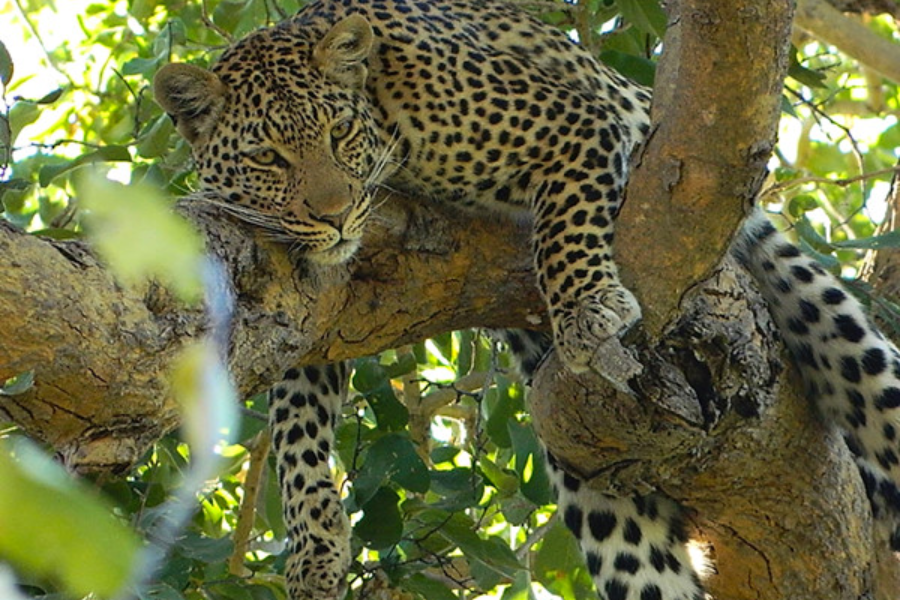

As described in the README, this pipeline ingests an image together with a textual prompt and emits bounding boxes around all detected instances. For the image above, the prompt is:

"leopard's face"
[196,70,382,264]
[154,17,384,265]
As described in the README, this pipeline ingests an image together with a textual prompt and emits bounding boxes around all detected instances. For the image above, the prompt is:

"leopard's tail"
[731,209,900,548]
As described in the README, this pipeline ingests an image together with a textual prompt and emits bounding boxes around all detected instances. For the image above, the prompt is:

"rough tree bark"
[0,195,542,471]
[534,1,898,599]
[0,0,896,598]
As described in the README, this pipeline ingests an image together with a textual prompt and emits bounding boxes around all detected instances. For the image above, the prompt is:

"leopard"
[153,1,900,598]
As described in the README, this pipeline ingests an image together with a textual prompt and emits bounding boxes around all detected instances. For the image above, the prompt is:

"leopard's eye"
[246,149,286,168]
[330,118,355,141]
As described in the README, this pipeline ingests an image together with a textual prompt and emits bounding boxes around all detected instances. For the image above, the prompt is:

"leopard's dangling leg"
[269,363,352,600]
[547,453,705,600]
[495,329,706,600]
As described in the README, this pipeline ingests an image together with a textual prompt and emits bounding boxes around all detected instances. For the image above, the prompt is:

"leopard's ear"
[153,63,227,145]
[312,14,374,90]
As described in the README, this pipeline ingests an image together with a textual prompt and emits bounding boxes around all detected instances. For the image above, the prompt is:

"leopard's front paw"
[553,285,642,379]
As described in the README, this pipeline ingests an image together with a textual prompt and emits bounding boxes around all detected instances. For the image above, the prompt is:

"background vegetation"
[1,0,899,599]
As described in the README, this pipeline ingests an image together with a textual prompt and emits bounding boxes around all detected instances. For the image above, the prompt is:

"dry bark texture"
[617,0,792,334]
[530,260,879,599]
[0,0,897,597]
[0,195,542,471]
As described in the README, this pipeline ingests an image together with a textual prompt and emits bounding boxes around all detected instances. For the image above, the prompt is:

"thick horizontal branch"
[0,194,544,472]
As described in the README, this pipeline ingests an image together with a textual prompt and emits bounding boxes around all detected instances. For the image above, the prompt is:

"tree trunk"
[0,0,895,597]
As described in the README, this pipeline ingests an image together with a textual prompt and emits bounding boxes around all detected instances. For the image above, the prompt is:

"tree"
[1,0,900,599]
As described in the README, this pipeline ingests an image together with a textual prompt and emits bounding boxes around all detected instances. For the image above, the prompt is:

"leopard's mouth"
[307,238,361,265]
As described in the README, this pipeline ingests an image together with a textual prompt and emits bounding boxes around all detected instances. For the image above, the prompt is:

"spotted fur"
[269,364,352,600]
[153,1,900,598]
[154,0,650,373]
[733,212,900,550]
[495,328,704,600]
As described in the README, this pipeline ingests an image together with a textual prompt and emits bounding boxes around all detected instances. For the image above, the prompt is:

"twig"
[228,429,271,577]
[11,0,76,88]
[763,168,897,243]
[762,165,900,199]
[515,515,555,561]
[201,0,235,44]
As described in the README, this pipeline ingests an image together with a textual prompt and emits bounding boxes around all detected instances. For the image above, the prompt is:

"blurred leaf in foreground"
[0,438,141,597]
[79,171,204,303]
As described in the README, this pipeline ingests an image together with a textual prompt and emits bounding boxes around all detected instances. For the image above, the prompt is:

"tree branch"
[533,0,887,597]
[796,0,900,83]
[0,194,543,472]
[617,0,791,334]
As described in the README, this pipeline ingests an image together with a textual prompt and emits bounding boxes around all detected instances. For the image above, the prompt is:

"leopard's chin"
[307,238,361,266]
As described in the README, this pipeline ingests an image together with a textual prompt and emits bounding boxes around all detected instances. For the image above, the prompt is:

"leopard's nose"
[307,182,353,220]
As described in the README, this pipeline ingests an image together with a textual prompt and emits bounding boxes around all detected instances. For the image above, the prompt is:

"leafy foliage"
[2,0,900,599]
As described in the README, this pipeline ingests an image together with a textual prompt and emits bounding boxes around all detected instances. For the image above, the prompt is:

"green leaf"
[479,456,519,497]
[500,571,538,600]
[0,438,141,597]
[797,237,841,272]
[31,227,81,240]
[0,113,9,161]
[129,0,156,21]
[456,329,475,376]
[614,0,667,38]
[400,573,457,600]
[788,47,827,89]
[787,194,819,218]
[152,552,194,590]
[485,378,519,448]
[264,458,286,538]
[39,145,132,186]
[430,467,483,510]
[431,331,454,364]
[780,94,797,117]
[533,520,594,600]
[0,39,12,86]
[178,532,234,562]
[832,230,900,251]
[353,358,409,430]
[237,395,268,442]
[78,172,204,302]
[207,582,255,600]
[355,487,403,549]
[122,56,162,76]
[352,358,388,393]
[382,351,418,379]
[354,433,429,504]
[139,582,188,600]
[154,19,188,55]
[1,370,34,396]
[499,492,537,526]
[246,584,279,600]
[438,514,524,578]
[599,50,656,87]
[430,445,459,464]
[8,101,40,146]
[508,423,551,505]
[794,216,834,254]
[35,88,63,104]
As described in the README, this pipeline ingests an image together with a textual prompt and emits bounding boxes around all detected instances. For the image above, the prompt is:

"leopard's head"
[154,15,385,264]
